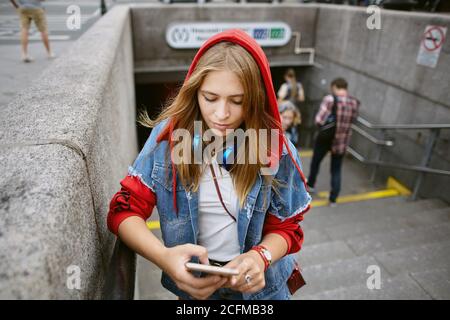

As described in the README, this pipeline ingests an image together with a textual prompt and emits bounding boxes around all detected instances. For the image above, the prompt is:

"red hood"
[156,29,307,214]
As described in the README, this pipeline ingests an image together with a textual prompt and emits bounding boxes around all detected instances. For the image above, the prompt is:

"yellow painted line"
[147,220,160,230]
[311,176,412,207]
[387,176,412,196]
[299,150,313,158]
[311,199,330,207]
[317,191,330,198]
[312,189,401,208]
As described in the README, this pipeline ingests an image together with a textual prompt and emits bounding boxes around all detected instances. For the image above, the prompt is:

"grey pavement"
[0,0,111,109]
[1,41,72,107]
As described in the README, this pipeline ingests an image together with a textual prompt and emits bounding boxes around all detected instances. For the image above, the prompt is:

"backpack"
[286,82,302,102]
[316,95,338,147]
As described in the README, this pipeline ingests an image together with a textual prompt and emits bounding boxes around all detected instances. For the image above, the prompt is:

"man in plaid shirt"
[307,78,360,206]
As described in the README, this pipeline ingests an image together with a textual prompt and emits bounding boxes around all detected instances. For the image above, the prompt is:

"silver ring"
[244,274,252,285]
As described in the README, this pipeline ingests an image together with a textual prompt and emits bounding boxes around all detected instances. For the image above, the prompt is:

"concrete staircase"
[136,153,450,300]
[137,196,450,300]
[292,196,450,300]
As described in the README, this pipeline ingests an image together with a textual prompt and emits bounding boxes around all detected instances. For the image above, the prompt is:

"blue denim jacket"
[128,119,311,300]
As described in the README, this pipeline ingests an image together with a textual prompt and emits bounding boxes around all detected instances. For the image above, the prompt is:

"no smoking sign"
[417,25,447,68]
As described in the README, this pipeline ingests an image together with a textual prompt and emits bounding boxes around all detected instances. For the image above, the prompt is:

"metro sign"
[166,22,292,49]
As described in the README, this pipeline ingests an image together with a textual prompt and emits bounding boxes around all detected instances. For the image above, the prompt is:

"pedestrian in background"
[277,68,305,106]
[277,68,305,146]
[10,0,55,62]
[279,100,302,147]
[307,78,360,207]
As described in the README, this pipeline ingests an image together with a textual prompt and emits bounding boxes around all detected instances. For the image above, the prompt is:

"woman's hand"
[160,244,228,300]
[222,250,266,294]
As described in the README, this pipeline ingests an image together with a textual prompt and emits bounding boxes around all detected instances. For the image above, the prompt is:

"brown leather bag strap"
[208,163,237,222]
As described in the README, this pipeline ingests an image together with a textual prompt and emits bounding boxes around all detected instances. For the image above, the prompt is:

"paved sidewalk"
[0,0,105,109]
[0,1,165,109]
[0,42,73,108]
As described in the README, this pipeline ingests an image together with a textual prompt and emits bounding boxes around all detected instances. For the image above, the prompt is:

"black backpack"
[316,95,338,147]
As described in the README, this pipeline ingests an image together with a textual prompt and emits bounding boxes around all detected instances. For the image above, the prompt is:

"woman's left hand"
[221,250,266,294]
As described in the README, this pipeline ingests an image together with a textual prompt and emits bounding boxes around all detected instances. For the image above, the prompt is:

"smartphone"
[185,262,239,276]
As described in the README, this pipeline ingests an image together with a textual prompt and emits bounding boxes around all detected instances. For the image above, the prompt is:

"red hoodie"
[107,29,310,254]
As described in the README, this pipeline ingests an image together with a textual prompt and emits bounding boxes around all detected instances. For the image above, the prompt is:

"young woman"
[279,100,302,147]
[107,29,311,300]
[277,68,305,105]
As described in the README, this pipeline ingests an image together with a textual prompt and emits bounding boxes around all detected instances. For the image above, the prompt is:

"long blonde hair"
[139,42,282,209]
[279,100,302,126]
[285,68,298,101]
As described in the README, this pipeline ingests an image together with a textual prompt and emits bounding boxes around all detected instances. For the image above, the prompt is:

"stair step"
[346,221,450,256]
[374,240,450,276]
[303,198,448,230]
[302,228,332,246]
[409,268,450,300]
[294,240,356,268]
[139,197,449,300]
[322,207,450,240]
[309,195,407,215]
[293,255,389,297]
[296,273,431,300]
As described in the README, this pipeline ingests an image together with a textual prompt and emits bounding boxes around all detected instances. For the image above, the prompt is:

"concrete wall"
[0,6,136,299]
[300,5,450,202]
[131,3,318,77]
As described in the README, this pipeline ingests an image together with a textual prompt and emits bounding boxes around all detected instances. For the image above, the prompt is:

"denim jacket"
[128,119,312,300]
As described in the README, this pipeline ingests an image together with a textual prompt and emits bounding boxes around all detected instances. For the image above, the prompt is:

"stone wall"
[0,5,136,299]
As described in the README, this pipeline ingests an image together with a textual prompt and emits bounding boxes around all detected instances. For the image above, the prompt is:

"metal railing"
[347,116,450,200]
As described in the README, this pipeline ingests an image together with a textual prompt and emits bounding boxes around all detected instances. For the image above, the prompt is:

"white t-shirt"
[197,157,241,262]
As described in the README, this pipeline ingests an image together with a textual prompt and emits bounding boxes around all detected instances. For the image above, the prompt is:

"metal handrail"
[356,116,450,130]
[349,116,450,200]
[347,147,450,176]
[351,124,393,146]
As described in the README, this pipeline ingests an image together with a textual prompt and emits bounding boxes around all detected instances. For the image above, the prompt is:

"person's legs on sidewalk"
[40,31,54,58]
[307,141,329,190]
[329,153,344,203]
[18,8,33,62]
[20,28,31,61]
[34,8,54,58]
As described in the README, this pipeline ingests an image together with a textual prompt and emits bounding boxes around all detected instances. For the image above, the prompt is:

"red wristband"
[250,245,272,272]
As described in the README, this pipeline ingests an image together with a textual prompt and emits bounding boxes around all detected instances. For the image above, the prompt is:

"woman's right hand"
[160,244,228,300]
